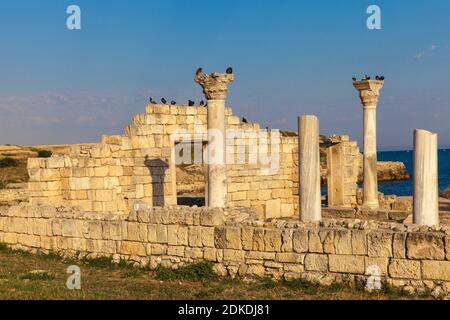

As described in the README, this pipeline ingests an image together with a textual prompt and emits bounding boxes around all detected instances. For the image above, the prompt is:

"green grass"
[0,244,436,300]
[155,262,217,282]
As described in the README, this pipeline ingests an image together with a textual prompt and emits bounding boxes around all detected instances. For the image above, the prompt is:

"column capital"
[195,69,234,100]
[353,79,384,107]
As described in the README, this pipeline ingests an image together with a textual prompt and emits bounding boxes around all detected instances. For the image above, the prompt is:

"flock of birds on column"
[352,75,385,82]
[149,97,205,106]
[149,67,234,107]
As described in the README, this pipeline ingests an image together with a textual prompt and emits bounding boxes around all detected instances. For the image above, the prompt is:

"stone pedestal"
[195,70,234,208]
[298,115,322,222]
[413,129,439,226]
[353,79,384,209]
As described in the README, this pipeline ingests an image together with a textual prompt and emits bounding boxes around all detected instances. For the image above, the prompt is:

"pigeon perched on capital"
[226,67,233,74]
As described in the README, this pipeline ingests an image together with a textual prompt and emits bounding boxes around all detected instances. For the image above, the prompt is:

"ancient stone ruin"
[0,70,449,297]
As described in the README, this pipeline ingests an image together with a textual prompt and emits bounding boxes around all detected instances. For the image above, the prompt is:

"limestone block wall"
[1,204,449,296]
[27,104,298,218]
[326,136,359,208]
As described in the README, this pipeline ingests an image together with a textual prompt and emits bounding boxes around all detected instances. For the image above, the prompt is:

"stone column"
[195,69,234,208]
[298,115,322,222]
[413,129,439,226]
[353,79,384,209]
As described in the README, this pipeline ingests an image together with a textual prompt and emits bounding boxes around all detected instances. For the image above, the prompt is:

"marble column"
[353,79,384,209]
[298,115,322,222]
[195,69,234,208]
[413,129,439,226]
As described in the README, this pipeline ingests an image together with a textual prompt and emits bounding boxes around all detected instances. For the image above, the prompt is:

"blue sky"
[0,0,450,150]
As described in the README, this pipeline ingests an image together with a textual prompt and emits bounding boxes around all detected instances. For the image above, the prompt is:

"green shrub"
[155,261,216,281]
[0,158,17,168]
[37,150,52,158]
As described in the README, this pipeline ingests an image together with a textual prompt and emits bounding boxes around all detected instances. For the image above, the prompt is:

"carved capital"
[195,71,234,100]
[359,90,380,107]
[353,79,384,108]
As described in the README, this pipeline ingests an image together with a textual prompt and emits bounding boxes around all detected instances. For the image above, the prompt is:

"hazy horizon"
[1,0,450,150]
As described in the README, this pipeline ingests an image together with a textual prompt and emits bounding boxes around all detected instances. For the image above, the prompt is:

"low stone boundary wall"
[0,204,449,296]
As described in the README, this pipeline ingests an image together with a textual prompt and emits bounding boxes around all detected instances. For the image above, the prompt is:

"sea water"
[377,149,450,196]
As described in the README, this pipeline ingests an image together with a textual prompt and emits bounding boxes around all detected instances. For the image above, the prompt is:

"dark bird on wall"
[380,76,385,80]
[149,97,157,104]
[364,75,370,80]
[242,118,248,123]
[200,100,205,106]
[171,101,176,105]
[161,98,167,104]
[196,68,203,76]
[226,67,233,74]
[375,76,380,80]
[352,77,357,82]
[188,100,195,106]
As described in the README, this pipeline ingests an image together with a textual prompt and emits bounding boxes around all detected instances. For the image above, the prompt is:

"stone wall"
[1,203,449,296]
[326,136,360,208]
[27,104,298,218]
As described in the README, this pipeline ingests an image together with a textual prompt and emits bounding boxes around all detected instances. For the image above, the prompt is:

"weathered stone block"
[246,251,276,260]
[252,228,265,251]
[281,229,293,252]
[204,248,218,262]
[188,226,202,247]
[276,253,305,264]
[167,225,179,245]
[388,259,421,280]
[120,241,146,256]
[293,229,308,253]
[61,219,76,237]
[223,249,245,262]
[329,255,365,274]
[156,225,168,244]
[406,233,445,260]
[393,233,406,258]
[265,199,281,218]
[422,261,450,281]
[174,226,187,246]
[241,227,254,250]
[201,227,215,247]
[367,232,393,257]
[308,230,323,253]
[214,226,242,250]
[88,221,103,240]
[200,209,224,226]
[319,230,334,254]
[167,246,185,257]
[305,254,328,272]
[264,229,282,252]
[351,230,367,255]
[334,230,352,255]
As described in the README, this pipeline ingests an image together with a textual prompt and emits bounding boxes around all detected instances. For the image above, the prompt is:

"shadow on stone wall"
[144,156,168,207]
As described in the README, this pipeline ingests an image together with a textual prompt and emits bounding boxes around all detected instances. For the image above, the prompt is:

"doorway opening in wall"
[175,140,208,207]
